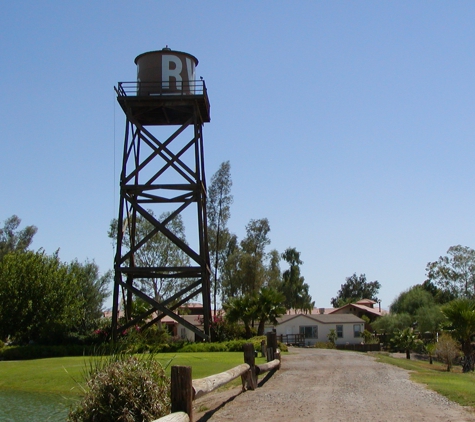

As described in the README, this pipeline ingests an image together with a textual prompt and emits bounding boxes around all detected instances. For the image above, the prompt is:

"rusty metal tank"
[134,47,199,95]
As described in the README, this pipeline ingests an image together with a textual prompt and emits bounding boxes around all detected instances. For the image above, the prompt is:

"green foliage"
[255,287,286,335]
[67,260,111,334]
[279,247,314,312]
[0,344,115,360]
[421,280,456,304]
[210,314,246,341]
[67,353,170,422]
[331,273,380,308]
[426,245,475,300]
[313,341,336,349]
[0,215,37,261]
[175,337,288,353]
[0,251,83,344]
[208,161,233,315]
[414,305,445,334]
[221,218,271,298]
[390,327,416,357]
[425,342,436,364]
[116,324,171,354]
[327,328,337,345]
[390,285,435,315]
[224,294,256,338]
[372,312,413,335]
[362,329,378,344]
[360,314,370,324]
[0,250,110,345]
[108,210,190,303]
[224,287,286,337]
[441,298,475,372]
[179,342,229,352]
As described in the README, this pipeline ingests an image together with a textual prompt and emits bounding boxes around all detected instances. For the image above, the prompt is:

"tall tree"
[0,215,37,261]
[109,211,190,302]
[220,234,242,300]
[207,161,233,316]
[68,259,111,333]
[265,249,282,290]
[331,273,380,308]
[0,251,82,343]
[280,247,314,312]
[390,285,436,315]
[240,218,270,258]
[240,218,271,294]
[426,245,475,299]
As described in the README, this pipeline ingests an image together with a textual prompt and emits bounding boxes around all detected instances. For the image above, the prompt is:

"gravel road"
[194,348,475,422]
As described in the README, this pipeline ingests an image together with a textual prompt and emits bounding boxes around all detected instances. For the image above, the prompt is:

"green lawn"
[374,354,475,409]
[0,352,267,396]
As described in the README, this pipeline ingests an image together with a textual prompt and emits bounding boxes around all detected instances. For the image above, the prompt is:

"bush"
[175,336,288,353]
[313,341,336,349]
[436,333,461,372]
[68,353,170,422]
[179,342,228,353]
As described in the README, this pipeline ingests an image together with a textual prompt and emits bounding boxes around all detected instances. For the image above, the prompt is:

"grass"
[0,352,267,396]
[374,353,475,409]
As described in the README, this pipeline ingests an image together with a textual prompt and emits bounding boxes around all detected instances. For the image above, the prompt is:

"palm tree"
[224,295,256,338]
[441,298,475,372]
[255,287,286,336]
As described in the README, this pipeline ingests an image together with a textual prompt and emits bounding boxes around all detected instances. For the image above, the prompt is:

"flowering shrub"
[68,353,170,422]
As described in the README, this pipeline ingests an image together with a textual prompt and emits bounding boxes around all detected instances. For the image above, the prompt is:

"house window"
[180,328,186,339]
[299,326,318,339]
[354,324,362,338]
[336,325,343,338]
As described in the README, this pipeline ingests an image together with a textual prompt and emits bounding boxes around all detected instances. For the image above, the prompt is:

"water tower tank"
[135,47,199,95]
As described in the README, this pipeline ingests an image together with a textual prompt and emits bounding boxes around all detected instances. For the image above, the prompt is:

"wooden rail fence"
[153,332,281,422]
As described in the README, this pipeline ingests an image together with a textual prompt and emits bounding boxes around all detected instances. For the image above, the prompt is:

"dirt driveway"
[194,348,475,422]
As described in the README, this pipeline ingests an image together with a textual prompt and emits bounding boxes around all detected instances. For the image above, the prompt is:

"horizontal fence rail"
[154,332,281,422]
[192,363,250,400]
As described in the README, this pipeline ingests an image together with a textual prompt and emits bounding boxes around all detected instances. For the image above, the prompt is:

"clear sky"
[1,1,475,311]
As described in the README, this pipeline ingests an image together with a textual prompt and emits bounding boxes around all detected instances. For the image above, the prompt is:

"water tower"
[111,47,211,341]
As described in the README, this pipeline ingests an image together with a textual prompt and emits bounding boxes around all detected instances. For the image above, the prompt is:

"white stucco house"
[274,313,365,346]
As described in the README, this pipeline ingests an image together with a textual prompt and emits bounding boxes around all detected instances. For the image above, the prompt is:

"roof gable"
[277,313,364,325]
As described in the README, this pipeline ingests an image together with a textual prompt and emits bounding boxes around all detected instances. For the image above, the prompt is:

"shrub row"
[0,344,119,360]
[0,337,288,360]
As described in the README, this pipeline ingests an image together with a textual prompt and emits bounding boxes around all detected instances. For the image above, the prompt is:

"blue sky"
[1,1,475,310]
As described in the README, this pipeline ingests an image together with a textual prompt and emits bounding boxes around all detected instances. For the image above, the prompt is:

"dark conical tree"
[280,247,314,312]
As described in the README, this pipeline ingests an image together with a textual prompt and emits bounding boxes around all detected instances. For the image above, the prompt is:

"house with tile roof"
[329,299,385,322]
[274,313,365,346]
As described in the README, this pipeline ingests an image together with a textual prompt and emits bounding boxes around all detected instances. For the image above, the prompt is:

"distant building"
[274,313,365,347]
[329,299,386,332]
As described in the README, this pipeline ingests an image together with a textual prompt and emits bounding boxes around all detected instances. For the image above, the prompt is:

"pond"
[0,390,73,421]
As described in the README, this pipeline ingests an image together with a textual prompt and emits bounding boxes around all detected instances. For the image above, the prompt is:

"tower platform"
[115,81,210,125]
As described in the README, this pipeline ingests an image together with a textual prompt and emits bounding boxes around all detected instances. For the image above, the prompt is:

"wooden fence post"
[266,332,277,362]
[260,339,266,358]
[171,366,193,422]
[242,343,257,390]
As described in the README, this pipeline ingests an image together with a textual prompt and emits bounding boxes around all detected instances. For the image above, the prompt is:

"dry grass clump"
[68,353,170,422]
[435,333,461,372]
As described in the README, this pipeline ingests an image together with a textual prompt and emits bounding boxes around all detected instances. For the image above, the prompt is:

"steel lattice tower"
[111,49,211,341]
